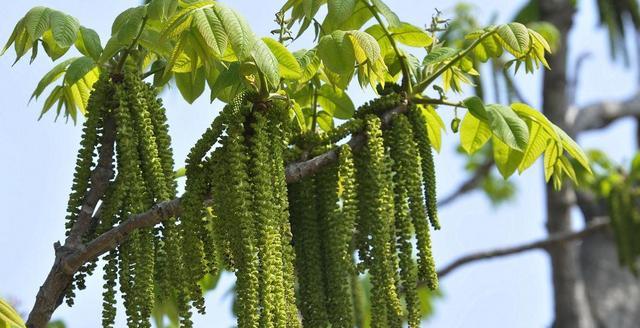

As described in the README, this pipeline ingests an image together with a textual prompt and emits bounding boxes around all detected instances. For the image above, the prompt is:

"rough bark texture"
[539,1,595,327]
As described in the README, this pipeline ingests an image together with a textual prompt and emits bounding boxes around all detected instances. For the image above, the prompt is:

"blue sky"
[0,1,638,327]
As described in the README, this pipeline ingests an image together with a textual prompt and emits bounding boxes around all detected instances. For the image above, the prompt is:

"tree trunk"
[539,1,595,327]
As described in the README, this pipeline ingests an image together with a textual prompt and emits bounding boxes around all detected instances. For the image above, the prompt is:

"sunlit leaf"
[460,112,491,154]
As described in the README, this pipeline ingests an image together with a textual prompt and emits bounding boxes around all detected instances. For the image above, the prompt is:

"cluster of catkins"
[608,175,640,274]
[63,70,191,328]
[64,77,441,327]
[287,96,440,328]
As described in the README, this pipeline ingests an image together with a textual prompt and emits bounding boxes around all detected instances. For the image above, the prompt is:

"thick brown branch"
[66,117,116,248]
[570,93,640,132]
[434,217,609,280]
[27,118,116,328]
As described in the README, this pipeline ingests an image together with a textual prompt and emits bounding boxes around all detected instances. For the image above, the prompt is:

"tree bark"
[539,1,595,327]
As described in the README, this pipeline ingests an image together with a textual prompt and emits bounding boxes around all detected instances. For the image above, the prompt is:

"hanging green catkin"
[408,105,441,230]
[388,115,422,327]
[357,115,403,328]
[248,109,287,328]
[266,102,302,328]
[391,114,438,291]
[101,249,119,328]
[114,76,159,328]
[289,177,329,327]
[63,74,108,234]
[322,145,357,328]
[222,97,260,328]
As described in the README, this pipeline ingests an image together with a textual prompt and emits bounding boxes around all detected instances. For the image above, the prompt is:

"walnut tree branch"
[433,216,610,280]
[569,92,640,132]
[26,101,409,327]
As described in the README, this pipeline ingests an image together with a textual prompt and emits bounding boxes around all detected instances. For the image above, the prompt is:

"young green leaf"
[496,23,530,56]
[192,8,228,57]
[389,22,432,47]
[318,30,356,74]
[317,110,335,131]
[24,7,52,41]
[485,104,529,151]
[75,26,102,61]
[252,38,280,89]
[64,56,96,85]
[49,11,80,48]
[517,120,550,173]
[327,0,357,25]
[460,112,491,154]
[462,96,488,121]
[492,136,524,179]
[370,0,401,28]
[31,57,76,100]
[262,37,302,80]
[176,67,206,104]
[347,30,382,64]
[317,84,355,119]
[421,105,446,152]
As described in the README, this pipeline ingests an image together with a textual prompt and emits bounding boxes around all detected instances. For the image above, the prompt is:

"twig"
[437,158,494,208]
[433,216,610,280]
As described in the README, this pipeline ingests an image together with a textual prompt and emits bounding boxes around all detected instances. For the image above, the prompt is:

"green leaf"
[24,7,52,40]
[31,57,76,100]
[64,56,96,85]
[49,10,79,48]
[317,110,334,132]
[544,140,561,181]
[347,30,382,64]
[462,96,488,121]
[294,48,320,83]
[252,38,280,89]
[148,0,178,22]
[390,22,432,47]
[485,104,529,151]
[262,37,302,80]
[492,136,524,179]
[496,23,530,56]
[318,30,355,74]
[2,18,25,56]
[41,30,69,60]
[323,0,373,32]
[40,85,64,119]
[138,29,173,58]
[214,3,257,60]
[99,36,125,64]
[424,47,458,65]
[553,126,591,172]
[371,0,401,28]
[175,67,206,104]
[192,8,228,56]
[291,101,307,132]
[421,105,445,152]
[208,62,246,103]
[517,120,550,172]
[317,84,355,119]
[75,26,102,61]
[327,0,357,25]
[112,6,146,44]
[460,112,491,154]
